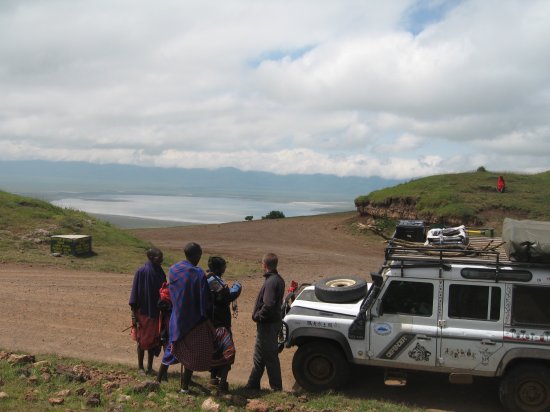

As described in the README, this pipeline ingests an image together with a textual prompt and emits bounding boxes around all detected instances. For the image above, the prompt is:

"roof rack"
[383,236,550,278]
[385,237,507,264]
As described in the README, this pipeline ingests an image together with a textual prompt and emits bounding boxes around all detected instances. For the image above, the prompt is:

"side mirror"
[371,299,382,317]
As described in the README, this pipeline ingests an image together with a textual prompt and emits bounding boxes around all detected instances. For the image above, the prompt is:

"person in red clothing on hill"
[497,175,506,193]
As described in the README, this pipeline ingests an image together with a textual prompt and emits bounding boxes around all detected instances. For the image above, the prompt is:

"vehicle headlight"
[278,321,289,346]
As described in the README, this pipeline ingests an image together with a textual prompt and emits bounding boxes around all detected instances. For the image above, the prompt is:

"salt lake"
[51,193,353,227]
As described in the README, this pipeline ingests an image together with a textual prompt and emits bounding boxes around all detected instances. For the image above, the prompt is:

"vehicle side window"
[448,284,501,321]
[512,286,550,327]
[381,280,433,316]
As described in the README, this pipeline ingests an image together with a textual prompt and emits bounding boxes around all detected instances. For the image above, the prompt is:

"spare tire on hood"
[314,275,368,303]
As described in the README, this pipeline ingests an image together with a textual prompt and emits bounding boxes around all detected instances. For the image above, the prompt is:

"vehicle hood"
[288,285,366,317]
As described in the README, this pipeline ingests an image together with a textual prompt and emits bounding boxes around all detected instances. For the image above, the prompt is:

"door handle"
[481,339,496,345]
[417,334,431,341]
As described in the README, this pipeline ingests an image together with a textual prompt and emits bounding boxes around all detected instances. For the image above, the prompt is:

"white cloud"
[0,0,549,178]
[374,134,425,154]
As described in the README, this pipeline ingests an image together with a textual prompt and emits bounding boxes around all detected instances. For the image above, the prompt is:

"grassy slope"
[0,190,154,273]
[355,170,550,225]
[0,351,420,412]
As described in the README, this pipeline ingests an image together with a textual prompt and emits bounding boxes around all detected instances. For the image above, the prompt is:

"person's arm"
[254,277,277,322]
[209,275,231,305]
[129,270,141,324]
[228,281,242,301]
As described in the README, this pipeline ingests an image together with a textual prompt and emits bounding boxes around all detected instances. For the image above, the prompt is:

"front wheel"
[292,341,349,392]
[499,363,550,412]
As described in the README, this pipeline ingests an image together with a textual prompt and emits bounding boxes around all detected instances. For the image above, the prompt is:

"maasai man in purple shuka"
[168,242,214,393]
[129,247,166,375]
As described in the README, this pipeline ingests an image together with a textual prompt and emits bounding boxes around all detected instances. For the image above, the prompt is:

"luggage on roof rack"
[393,220,426,242]
[502,218,550,263]
[425,225,469,247]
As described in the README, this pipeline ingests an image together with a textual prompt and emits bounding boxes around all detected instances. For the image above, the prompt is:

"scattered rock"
[33,360,50,368]
[108,404,124,412]
[39,366,50,374]
[24,389,38,401]
[0,392,8,400]
[0,351,10,360]
[56,389,71,397]
[55,364,87,382]
[48,397,64,405]
[102,381,119,392]
[19,367,31,378]
[72,364,94,381]
[75,387,86,396]
[51,253,62,257]
[147,391,156,398]
[33,228,52,237]
[276,405,298,412]
[41,372,52,382]
[116,394,131,403]
[201,397,221,411]
[297,395,308,403]
[143,400,158,408]
[27,375,39,384]
[86,393,101,407]
[229,394,248,407]
[177,395,196,408]
[8,354,35,365]
[246,398,270,412]
[165,393,179,399]
[132,380,160,393]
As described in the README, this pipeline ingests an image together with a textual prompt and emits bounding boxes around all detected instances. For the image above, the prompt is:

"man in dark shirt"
[245,252,285,391]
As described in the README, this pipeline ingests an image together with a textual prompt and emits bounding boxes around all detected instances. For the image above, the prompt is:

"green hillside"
[355,170,550,227]
[0,190,153,272]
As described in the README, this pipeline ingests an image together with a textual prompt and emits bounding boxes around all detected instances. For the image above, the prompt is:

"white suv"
[282,232,550,412]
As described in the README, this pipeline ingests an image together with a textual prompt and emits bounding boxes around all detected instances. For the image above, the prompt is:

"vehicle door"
[439,281,504,371]
[369,278,439,368]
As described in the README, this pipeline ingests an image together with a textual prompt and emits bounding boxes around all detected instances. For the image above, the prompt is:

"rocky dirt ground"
[0,212,502,410]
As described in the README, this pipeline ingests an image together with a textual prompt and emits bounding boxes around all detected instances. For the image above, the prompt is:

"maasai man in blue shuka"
[129,247,166,375]
[168,242,214,393]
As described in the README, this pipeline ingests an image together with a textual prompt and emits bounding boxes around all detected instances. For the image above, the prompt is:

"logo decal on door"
[373,323,392,336]
[379,333,416,360]
[408,343,431,361]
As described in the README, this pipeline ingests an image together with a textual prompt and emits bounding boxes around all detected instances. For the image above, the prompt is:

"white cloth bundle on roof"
[425,225,468,246]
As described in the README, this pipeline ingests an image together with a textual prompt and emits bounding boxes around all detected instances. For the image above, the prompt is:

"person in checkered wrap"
[168,242,214,393]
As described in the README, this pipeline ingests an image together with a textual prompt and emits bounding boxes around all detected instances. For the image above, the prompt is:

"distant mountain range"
[0,160,401,202]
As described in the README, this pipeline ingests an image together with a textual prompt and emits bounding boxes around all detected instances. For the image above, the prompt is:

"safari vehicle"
[281,219,550,412]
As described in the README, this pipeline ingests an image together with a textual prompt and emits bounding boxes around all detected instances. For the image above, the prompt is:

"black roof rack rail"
[384,236,550,272]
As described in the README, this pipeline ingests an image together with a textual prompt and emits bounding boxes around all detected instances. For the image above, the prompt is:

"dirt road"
[0,213,501,410]
[0,213,382,382]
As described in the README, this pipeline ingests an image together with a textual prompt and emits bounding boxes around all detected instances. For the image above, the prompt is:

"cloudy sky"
[1,0,549,180]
